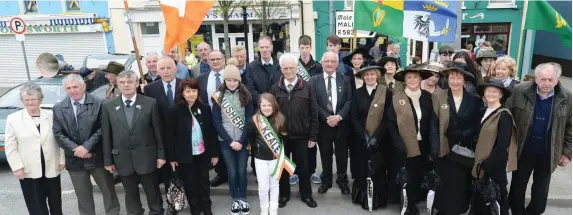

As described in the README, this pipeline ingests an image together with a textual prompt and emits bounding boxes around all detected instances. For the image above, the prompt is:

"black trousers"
[509,152,551,214]
[215,150,228,178]
[308,144,318,175]
[121,172,164,215]
[178,153,212,213]
[318,130,349,185]
[20,175,62,215]
[280,138,312,198]
[158,162,173,191]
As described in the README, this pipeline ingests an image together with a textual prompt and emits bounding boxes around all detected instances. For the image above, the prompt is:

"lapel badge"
[115,106,120,110]
[374,104,378,108]
[441,104,448,109]
[399,99,406,106]
[197,109,202,115]
[136,105,142,110]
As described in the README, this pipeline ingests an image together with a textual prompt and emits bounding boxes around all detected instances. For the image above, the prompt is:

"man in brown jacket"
[506,62,572,215]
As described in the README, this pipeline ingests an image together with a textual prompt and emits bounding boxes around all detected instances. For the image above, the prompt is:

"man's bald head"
[157,56,177,82]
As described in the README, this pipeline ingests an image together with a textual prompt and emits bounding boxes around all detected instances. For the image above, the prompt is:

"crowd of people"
[4,34,571,215]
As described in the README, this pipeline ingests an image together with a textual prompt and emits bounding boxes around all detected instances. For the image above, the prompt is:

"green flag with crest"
[524,0,572,48]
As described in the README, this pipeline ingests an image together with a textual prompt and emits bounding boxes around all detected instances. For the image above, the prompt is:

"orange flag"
[160,0,214,54]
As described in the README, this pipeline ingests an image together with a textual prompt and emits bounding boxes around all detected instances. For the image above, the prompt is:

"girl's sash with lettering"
[297,61,311,81]
[253,114,296,180]
[212,91,245,129]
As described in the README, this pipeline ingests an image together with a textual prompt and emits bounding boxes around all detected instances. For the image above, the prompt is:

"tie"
[389,82,394,89]
[167,83,174,105]
[125,100,132,108]
[73,101,81,126]
[287,84,293,92]
[215,73,221,89]
[327,75,333,113]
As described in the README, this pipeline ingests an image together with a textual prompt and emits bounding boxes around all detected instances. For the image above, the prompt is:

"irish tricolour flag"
[354,0,459,43]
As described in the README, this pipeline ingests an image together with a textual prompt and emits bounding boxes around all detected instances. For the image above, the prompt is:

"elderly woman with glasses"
[5,82,65,215]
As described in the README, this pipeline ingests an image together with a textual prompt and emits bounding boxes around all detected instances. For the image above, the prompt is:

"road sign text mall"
[337,13,354,36]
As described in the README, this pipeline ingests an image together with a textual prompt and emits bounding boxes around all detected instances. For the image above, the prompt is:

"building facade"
[0,0,113,87]
[110,0,315,64]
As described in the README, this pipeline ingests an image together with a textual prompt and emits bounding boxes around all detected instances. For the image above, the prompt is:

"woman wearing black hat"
[378,56,400,90]
[342,47,373,90]
[387,64,439,214]
[432,62,483,215]
[471,80,518,215]
[350,62,393,210]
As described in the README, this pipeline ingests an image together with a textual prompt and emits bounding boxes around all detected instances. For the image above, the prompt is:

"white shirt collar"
[162,79,176,88]
[284,77,298,87]
[261,58,273,65]
[209,70,224,77]
[122,94,137,105]
[323,71,336,79]
[71,93,86,105]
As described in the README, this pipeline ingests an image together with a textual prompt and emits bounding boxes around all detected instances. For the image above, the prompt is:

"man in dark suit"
[53,74,120,215]
[196,50,228,187]
[102,70,166,215]
[309,51,352,195]
[245,36,283,107]
[143,56,181,214]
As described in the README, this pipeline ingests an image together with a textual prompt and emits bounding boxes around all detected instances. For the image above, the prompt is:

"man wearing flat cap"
[102,62,124,100]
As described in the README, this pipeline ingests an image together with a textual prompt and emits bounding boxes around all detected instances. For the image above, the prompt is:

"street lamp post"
[242,6,249,62]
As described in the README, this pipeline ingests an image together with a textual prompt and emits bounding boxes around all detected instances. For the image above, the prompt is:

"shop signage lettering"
[336,11,375,38]
[205,11,257,21]
[462,12,485,20]
[0,25,80,34]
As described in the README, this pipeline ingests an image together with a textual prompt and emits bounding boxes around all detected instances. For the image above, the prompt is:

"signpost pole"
[21,41,30,81]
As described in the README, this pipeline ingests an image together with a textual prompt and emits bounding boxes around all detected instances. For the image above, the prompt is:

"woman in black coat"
[387,63,440,214]
[433,62,483,215]
[165,79,219,215]
[350,62,393,210]
[471,80,517,215]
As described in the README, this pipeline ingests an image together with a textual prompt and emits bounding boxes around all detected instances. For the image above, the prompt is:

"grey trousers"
[69,167,120,215]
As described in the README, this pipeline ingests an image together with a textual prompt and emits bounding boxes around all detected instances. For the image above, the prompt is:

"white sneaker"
[259,206,269,215]
[239,200,251,215]
[269,207,278,215]
[231,200,241,215]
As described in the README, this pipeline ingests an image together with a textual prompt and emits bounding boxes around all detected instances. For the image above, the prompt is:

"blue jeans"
[220,141,249,200]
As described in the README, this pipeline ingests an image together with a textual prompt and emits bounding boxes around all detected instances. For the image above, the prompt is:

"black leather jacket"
[247,120,280,161]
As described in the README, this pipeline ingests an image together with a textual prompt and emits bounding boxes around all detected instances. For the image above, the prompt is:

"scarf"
[502,77,513,87]
[404,88,423,140]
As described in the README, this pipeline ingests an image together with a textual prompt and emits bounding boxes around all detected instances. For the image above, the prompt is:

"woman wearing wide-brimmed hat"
[471,79,518,215]
[350,61,393,210]
[377,56,400,90]
[342,47,373,90]
[420,62,446,95]
[387,64,440,214]
[432,62,483,215]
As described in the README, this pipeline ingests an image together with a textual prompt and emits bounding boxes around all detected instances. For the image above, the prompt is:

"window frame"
[487,0,517,9]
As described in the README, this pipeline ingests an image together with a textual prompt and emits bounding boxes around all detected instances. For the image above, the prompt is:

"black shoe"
[166,205,177,215]
[301,197,317,208]
[318,184,332,194]
[405,205,420,215]
[210,175,227,187]
[278,196,290,208]
[203,207,213,215]
[339,183,350,194]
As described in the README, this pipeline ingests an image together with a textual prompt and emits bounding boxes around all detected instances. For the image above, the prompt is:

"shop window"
[492,24,509,33]
[474,24,493,34]
[215,24,247,34]
[488,0,516,8]
[141,22,160,35]
[462,23,511,56]
[24,0,39,13]
[66,0,80,11]
[461,25,472,34]
[194,25,212,48]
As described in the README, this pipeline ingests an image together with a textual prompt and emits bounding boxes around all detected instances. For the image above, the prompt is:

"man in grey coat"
[102,70,166,215]
[507,63,572,215]
[53,74,120,215]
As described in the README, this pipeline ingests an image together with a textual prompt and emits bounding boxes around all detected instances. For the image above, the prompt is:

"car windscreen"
[0,84,67,109]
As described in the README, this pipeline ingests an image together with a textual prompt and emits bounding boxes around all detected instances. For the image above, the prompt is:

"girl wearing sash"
[472,79,518,215]
[211,65,254,215]
[433,62,483,215]
[350,62,393,210]
[165,79,219,215]
[387,63,440,215]
[247,93,288,215]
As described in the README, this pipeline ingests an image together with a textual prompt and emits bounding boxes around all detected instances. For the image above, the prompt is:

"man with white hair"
[269,53,319,209]
[507,63,572,215]
[144,52,161,83]
[310,51,353,195]
[53,74,120,215]
[191,42,212,77]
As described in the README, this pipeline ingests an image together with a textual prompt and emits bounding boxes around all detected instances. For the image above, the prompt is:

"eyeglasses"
[209,58,223,62]
[23,98,40,103]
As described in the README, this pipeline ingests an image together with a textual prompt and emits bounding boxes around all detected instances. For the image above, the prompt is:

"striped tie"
[327,75,333,113]
[215,73,221,89]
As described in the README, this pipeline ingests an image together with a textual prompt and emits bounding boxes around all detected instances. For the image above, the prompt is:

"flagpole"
[353,29,358,50]
[516,0,529,76]
[123,0,146,84]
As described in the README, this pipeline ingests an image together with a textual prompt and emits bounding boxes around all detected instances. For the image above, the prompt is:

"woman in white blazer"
[5,82,65,215]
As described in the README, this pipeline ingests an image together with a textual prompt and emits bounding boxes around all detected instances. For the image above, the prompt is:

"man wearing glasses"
[197,50,229,187]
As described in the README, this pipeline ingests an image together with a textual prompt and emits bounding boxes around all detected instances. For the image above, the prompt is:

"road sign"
[9,17,26,34]
[335,11,376,38]
[15,34,25,42]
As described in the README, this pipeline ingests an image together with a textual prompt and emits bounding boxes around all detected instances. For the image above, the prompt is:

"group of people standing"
[4,33,571,215]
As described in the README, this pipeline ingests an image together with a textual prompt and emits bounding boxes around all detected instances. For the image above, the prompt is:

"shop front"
[128,6,301,63]
[0,14,108,87]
